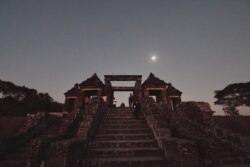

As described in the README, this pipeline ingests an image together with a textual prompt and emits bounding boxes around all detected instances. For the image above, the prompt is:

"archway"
[104,75,142,107]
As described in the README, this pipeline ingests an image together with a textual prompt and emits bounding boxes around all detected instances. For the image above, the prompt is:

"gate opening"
[113,91,133,107]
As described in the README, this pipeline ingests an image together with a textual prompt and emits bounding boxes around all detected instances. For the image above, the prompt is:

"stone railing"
[141,98,171,148]
[45,138,87,167]
[28,110,86,167]
[26,112,46,130]
[75,97,107,140]
[0,113,49,157]
[11,112,46,136]
[43,98,107,167]
[141,97,203,167]
[28,114,72,167]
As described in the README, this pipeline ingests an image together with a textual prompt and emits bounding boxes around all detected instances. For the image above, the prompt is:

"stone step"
[105,113,135,116]
[216,146,234,153]
[106,111,136,115]
[105,114,135,116]
[1,153,30,161]
[107,113,136,115]
[12,146,30,153]
[39,134,59,138]
[100,124,148,129]
[107,110,133,113]
[40,131,60,136]
[242,157,250,164]
[217,153,250,165]
[220,165,250,167]
[81,107,165,167]
[104,116,136,119]
[82,157,166,167]
[102,120,146,124]
[95,134,155,141]
[101,122,146,126]
[97,129,152,135]
[104,118,142,121]
[218,158,242,165]
[0,144,30,161]
[87,147,163,158]
[0,160,29,167]
[109,107,132,110]
[217,151,243,159]
[90,140,158,148]
[105,113,137,116]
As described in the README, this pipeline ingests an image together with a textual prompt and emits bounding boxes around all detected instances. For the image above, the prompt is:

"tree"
[0,79,63,115]
[222,102,239,116]
[214,82,250,116]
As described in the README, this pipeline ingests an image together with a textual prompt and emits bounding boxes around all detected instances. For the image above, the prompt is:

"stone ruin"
[1,73,250,167]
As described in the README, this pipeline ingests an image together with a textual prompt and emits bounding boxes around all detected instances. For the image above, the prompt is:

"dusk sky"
[1,0,250,115]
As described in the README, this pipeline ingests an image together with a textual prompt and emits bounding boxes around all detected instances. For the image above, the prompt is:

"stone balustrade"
[42,98,107,167]
[46,138,87,167]
[141,97,204,167]
[75,98,107,140]
[141,98,171,150]
[26,112,46,131]
[162,138,200,167]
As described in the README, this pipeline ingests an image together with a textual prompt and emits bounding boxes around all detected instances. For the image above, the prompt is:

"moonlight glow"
[151,55,157,61]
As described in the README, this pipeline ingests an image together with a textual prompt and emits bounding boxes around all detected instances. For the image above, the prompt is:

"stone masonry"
[1,73,250,167]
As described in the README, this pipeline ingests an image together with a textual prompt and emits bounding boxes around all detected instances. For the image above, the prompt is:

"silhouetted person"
[133,101,140,119]
[128,93,133,107]
[120,103,125,108]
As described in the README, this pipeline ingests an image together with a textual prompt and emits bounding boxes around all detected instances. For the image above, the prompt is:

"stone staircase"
[0,141,31,167]
[0,116,64,167]
[37,117,64,138]
[82,107,166,167]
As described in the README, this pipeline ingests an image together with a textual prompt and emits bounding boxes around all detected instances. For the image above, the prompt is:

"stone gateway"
[1,73,250,167]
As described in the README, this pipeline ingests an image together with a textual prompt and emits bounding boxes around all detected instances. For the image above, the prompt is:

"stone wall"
[180,101,214,127]
[141,98,171,149]
[46,138,87,167]
[75,97,107,139]
[43,98,107,167]
[162,138,200,167]
[141,98,205,167]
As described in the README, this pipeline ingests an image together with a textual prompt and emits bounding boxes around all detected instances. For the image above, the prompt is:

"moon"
[151,55,157,61]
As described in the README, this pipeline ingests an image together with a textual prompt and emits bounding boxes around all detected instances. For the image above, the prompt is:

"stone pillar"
[97,89,102,99]
[104,79,113,107]
[161,88,168,105]
[63,98,70,112]
[134,79,142,101]
[73,97,79,113]
[143,88,149,98]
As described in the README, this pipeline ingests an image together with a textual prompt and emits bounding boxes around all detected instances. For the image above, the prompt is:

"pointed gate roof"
[79,73,104,88]
[142,73,167,87]
[64,84,80,97]
[166,83,182,96]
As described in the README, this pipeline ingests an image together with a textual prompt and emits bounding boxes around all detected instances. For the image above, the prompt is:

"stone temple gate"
[63,73,182,112]
[104,75,142,106]
[4,73,250,167]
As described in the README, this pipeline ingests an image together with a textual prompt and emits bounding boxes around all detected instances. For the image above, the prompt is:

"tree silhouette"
[214,82,250,116]
[0,79,63,115]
